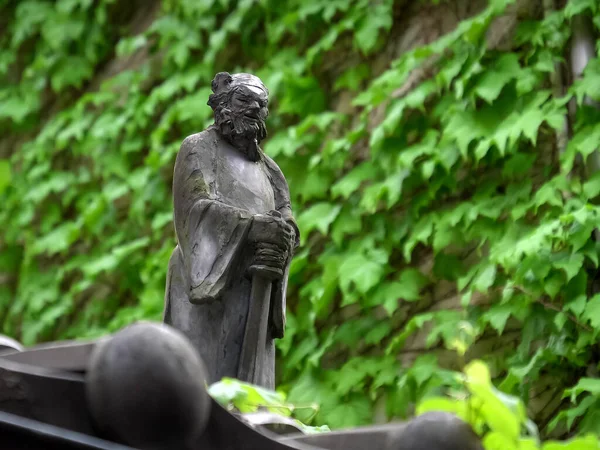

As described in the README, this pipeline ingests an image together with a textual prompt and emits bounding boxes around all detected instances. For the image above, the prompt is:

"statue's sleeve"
[173,133,252,304]
[263,155,300,339]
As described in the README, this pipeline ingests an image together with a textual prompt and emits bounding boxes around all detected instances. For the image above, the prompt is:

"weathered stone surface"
[164,73,299,389]
[86,322,211,450]
[280,412,483,450]
[0,330,484,450]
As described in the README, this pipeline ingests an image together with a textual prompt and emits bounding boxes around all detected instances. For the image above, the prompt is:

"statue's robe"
[164,126,298,389]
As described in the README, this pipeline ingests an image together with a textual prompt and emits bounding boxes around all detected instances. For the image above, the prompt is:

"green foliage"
[418,360,600,449]
[208,378,330,434]
[2,0,600,444]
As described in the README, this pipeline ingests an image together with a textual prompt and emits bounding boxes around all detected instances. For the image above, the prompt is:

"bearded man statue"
[163,72,299,389]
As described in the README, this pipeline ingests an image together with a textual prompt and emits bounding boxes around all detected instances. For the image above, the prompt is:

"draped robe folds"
[163,126,299,389]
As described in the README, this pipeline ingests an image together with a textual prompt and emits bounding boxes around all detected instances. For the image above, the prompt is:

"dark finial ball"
[85,322,211,450]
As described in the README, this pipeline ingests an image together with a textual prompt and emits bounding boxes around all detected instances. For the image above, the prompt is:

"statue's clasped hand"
[248,210,295,277]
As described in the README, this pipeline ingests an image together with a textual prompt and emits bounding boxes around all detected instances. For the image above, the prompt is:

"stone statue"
[163,72,299,389]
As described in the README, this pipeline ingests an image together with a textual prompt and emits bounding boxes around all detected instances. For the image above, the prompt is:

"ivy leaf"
[572,58,600,104]
[334,317,378,348]
[51,56,94,92]
[564,0,598,18]
[549,396,597,434]
[553,253,584,282]
[554,312,568,330]
[443,108,492,158]
[370,101,405,151]
[398,130,438,168]
[264,131,290,158]
[32,222,81,256]
[334,64,370,92]
[565,295,587,318]
[286,371,340,425]
[565,378,600,402]
[331,162,379,199]
[330,207,362,246]
[369,281,403,316]
[408,354,439,387]
[543,435,600,450]
[483,432,518,450]
[336,357,375,395]
[0,91,40,123]
[583,171,600,199]
[534,183,563,211]
[544,272,564,299]
[326,394,372,428]
[482,302,512,335]
[516,68,541,95]
[279,76,326,116]
[208,378,288,415]
[354,3,392,55]
[516,101,547,146]
[466,365,525,441]
[582,295,600,329]
[151,212,173,230]
[534,49,556,73]
[396,268,429,301]
[297,203,342,237]
[338,252,387,294]
[298,169,333,202]
[208,378,251,409]
[473,264,497,292]
[116,35,148,57]
[12,1,54,45]
[42,12,86,49]
[82,254,119,277]
[426,311,464,348]
[112,237,150,259]
[369,270,428,315]
[474,54,522,104]
[286,334,319,369]
[364,322,392,345]
[403,215,434,262]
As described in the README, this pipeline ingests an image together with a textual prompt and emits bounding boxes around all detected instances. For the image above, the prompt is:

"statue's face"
[229,86,269,121]
[215,85,269,145]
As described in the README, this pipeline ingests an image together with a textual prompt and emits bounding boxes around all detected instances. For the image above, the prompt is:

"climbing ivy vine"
[2,0,600,443]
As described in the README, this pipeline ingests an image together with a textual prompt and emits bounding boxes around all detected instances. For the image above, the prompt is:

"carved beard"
[215,106,267,162]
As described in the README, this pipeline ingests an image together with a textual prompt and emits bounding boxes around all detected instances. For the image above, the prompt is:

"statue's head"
[208,72,269,158]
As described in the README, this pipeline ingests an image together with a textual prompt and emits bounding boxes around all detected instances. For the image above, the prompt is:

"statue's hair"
[207,72,268,112]
[207,90,230,112]
[207,72,233,111]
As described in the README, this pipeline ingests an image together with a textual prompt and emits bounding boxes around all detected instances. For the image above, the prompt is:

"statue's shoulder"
[261,152,292,208]
[174,127,220,177]
[262,153,285,178]
[263,153,289,189]
[180,126,219,155]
